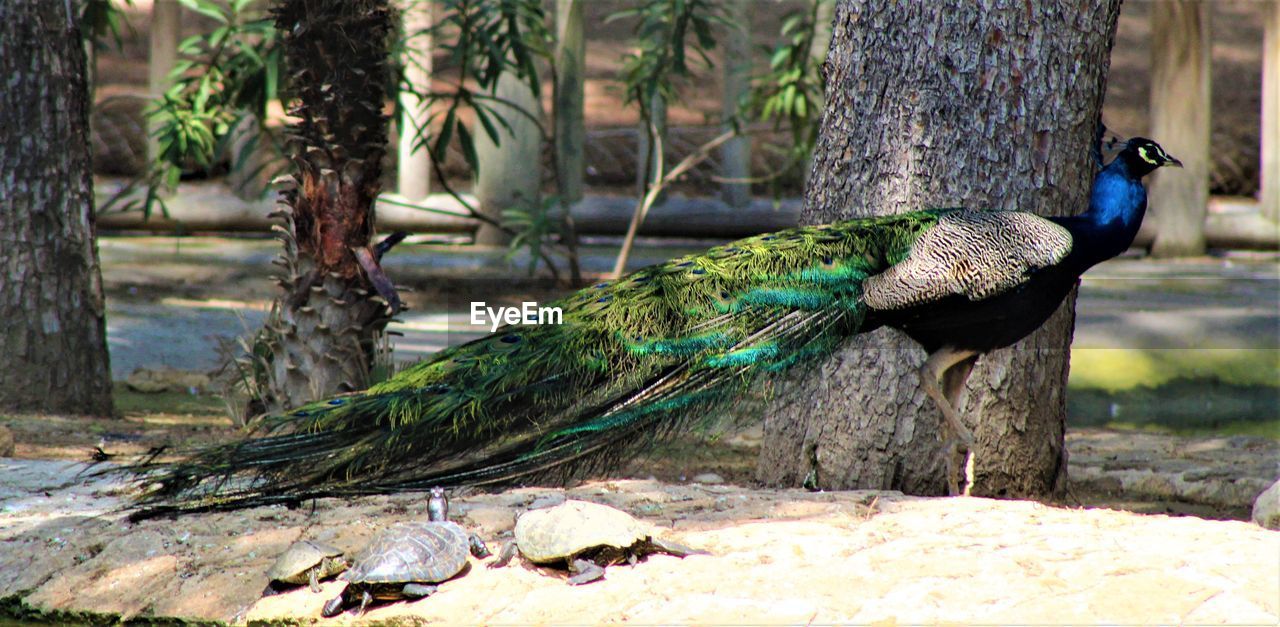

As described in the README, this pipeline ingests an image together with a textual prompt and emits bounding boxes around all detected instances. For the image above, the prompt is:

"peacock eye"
[677,261,693,267]
[596,295,612,303]
[327,399,345,406]
[593,282,610,289]
[691,268,706,275]
[500,334,520,344]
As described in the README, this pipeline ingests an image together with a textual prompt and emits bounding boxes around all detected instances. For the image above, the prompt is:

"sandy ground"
[1,473,1277,625]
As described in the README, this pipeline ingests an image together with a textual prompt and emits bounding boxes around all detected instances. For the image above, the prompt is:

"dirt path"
[1,473,1276,625]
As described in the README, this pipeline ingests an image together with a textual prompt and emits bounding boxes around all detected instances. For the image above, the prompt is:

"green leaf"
[473,104,502,145]
[177,0,228,24]
[457,122,479,174]
[433,104,457,161]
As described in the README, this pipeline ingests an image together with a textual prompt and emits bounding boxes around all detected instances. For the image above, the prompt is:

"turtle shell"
[342,521,471,585]
[513,500,651,564]
[267,540,346,584]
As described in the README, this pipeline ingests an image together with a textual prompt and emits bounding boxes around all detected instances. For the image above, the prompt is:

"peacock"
[123,136,1180,516]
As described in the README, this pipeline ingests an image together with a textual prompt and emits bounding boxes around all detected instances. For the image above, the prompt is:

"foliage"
[745,0,828,189]
[610,0,728,119]
[104,0,283,218]
[109,0,833,278]
[82,0,135,51]
[605,0,728,276]
[413,0,551,175]
[503,195,572,277]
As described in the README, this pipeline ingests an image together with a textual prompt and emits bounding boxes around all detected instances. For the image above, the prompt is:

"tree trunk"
[0,0,114,416]
[257,0,396,407]
[718,0,752,208]
[757,0,1121,497]
[146,0,181,164]
[554,0,586,204]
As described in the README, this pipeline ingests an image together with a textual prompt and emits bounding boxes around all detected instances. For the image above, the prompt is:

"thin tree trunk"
[259,0,396,407]
[0,0,114,416]
[554,0,586,204]
[147,0,181,164]
[719,0,751,208]
[758,0,1122,497]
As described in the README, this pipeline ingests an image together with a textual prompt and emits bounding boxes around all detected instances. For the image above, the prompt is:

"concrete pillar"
[1148,0,1211,257]
[474,71,543,245]
[397,0,433,200]
[1262,0,1279,222]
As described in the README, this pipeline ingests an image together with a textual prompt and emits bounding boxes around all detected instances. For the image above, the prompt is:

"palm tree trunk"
[258,0,397,407]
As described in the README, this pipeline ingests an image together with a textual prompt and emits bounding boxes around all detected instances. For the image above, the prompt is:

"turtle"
[262,540,348,596]
[321,487,490,617]
[489,499,705,585]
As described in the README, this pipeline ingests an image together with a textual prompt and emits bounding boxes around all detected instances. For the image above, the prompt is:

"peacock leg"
[920,348,978,496]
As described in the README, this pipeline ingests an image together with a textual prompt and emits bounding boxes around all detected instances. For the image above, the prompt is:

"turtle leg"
[649,537,708,558]
[566,559,606,585]
[401,583,440,598]
[469,533,492,559]
[320,592,347,618]
[355,589,374,617]
[488,541,519,569]
[307,568,321,593]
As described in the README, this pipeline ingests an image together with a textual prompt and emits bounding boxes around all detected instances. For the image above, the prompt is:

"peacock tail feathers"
[125,209,949,516]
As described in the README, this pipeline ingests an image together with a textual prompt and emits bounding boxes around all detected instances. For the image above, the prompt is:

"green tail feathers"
[127,210,946,516]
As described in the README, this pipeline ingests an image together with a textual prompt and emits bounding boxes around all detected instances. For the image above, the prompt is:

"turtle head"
[427,486,449,522]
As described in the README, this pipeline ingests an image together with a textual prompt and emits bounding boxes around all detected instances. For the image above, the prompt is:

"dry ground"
[2,473,1277,626]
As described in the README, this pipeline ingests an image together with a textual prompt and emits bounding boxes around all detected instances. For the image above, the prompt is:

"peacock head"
[1117,137,1182,178]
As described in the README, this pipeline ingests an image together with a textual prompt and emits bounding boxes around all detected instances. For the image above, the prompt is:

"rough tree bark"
[0,0,114,415]
[255,0,398,407]
[757,0,1122,497]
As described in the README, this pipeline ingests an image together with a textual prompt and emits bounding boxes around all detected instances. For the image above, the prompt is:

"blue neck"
[1052,157,1148,269]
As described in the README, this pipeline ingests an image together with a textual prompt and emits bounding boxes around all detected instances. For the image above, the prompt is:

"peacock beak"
[1165,156,1184,168]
